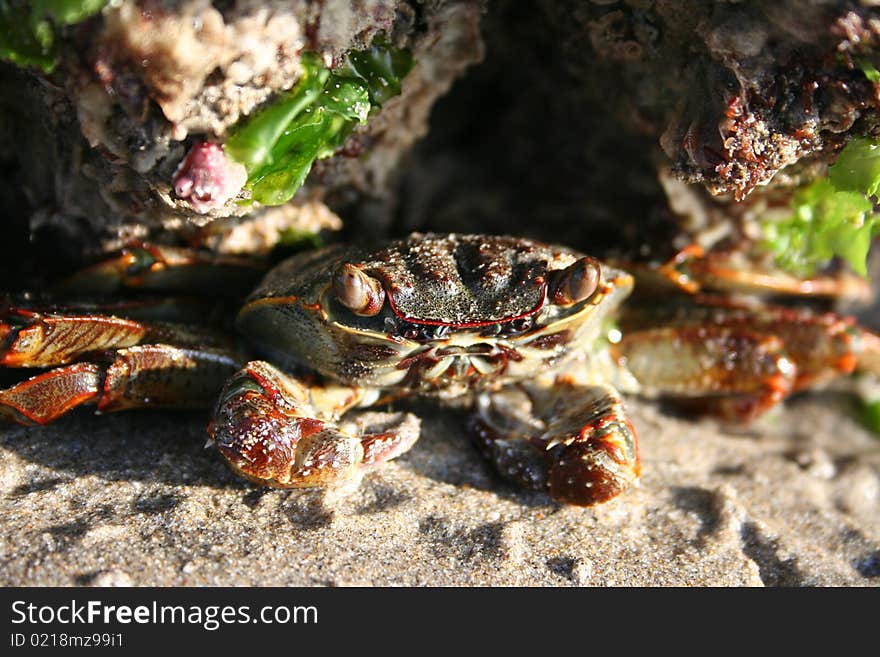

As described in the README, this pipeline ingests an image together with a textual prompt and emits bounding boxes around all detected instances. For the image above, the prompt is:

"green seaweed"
[225,42,414,207]
[0,0,106,72]
[859,58,880,84]
[762,137,880,277]
[341,38,414,106]
[861,398,880,434]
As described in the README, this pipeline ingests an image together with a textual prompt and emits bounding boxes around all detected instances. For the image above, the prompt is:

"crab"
[2,233,879,506]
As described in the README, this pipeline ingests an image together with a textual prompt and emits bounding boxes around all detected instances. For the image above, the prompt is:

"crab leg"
[54,242,265,297]
[209,361,420,488]
[0,345,240,425]
[612,325,795,420]
[652,244,873,302]
[472,383,640,506]
[612,301,880,421]
[1,306,234,368]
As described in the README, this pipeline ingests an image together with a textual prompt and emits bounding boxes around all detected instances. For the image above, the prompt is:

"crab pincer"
[209,360,420,487]
[473,383,640,505]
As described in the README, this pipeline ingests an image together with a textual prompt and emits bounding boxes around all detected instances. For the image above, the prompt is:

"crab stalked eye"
[550,258,601,306]
[332,264,386,316]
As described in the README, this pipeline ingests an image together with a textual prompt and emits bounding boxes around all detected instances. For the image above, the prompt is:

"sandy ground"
[1,392,878,587]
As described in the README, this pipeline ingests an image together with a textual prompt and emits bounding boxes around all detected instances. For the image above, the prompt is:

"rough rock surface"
[0,0,484,258]
[1,394,877,586]
[544,0,880,200]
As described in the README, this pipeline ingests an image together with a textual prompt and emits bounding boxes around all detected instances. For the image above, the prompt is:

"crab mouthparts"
[435,344,495,357]
[400,342,521,385]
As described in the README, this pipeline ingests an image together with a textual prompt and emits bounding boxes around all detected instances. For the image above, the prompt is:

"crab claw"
[472,384,640,505]
[209,361,420,488]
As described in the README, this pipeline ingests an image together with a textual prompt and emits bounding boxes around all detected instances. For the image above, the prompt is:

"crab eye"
[550,258,601,306]
[332,264,386,316]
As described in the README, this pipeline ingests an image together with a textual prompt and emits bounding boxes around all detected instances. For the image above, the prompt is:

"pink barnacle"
[172,141,247,214]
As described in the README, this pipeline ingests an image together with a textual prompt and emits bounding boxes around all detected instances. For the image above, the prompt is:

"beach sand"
[2,391,878,587]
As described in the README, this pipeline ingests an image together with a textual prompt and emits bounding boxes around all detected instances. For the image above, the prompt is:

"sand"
[1,393,878,586]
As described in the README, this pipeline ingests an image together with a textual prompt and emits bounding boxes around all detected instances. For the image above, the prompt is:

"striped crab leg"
[0,345,240,425]
[0,306,240,424]
[0,306,234,368]
[209,361,421,488]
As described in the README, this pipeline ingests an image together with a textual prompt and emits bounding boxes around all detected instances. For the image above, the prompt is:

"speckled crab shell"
[236,233,634,395]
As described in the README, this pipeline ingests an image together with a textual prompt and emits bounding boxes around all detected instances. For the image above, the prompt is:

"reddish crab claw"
[473,384,640,506]
[209,361,419,488]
